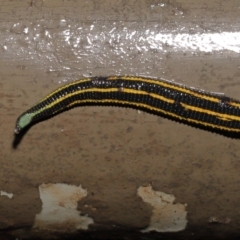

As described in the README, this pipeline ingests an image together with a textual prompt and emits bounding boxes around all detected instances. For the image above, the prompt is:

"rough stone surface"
[0,0,240,239]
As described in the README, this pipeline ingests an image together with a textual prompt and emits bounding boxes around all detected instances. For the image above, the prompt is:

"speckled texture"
[1,0,240,239]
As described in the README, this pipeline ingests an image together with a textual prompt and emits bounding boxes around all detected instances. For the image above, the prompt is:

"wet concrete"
[1,0,240,239]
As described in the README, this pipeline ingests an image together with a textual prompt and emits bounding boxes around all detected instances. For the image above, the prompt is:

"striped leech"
[15,76,240,134]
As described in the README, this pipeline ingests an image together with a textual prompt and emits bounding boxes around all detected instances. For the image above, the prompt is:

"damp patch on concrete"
[138,185,187,232]
[33,183,94,232]
[0,190,13,199]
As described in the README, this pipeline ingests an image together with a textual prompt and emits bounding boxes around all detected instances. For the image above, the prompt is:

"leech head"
[15,113,33,134]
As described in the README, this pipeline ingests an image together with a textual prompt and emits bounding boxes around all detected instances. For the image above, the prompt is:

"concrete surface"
[1,0,240,239]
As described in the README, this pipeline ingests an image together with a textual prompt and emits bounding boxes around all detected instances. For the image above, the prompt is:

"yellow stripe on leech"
[39,76,223,108]
[228,101,240,108]
[39,78,92,103]
[107,76,220,103]
[36,87,175,114]
[180,102,240,121]
[66,98,240,132]
[122,88,174,104]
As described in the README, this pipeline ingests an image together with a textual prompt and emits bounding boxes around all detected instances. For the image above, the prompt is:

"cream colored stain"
[138,185,187,232]
[0,190,13,199]
[34,183,94,232]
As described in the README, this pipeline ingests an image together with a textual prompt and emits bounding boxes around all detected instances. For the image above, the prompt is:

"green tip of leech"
[15,113,33,134]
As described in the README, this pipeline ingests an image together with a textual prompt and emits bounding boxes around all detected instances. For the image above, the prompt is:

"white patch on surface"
[150,32,240,53]
[208,216,231,224]
[138,185,187,232]
[33,183,94,232]
[0,190,13,199]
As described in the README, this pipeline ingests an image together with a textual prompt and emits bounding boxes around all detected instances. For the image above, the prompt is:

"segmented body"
[15,76,240,134]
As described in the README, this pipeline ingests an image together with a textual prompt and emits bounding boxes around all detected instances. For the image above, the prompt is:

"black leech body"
[15,76,240,134]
